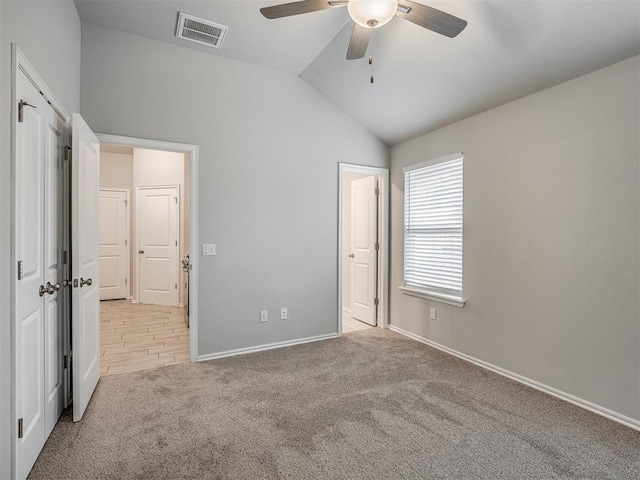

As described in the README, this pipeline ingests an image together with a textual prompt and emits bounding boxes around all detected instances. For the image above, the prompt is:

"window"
[401,153,465,307]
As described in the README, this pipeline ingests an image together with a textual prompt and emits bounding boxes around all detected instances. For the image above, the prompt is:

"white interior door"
[71,113,100,422]
[99,190,129,300]
[138,186,179,306]
[15,68,65,479]
[350,176,378,326]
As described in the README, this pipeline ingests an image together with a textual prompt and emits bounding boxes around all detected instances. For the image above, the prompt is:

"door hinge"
[374,298,379,306]
[374,242,379,251]
[175,283,178,290]
[63,355,68,369]
[17,261,23,280]
[125,278,128,285]
[63,250,69,265]
[174,197,178,204]
[64,146,72,162]
[18,418,23,439]
[18,100,36,123]
[124,199,128,207]
[375,187,380,196]
[175,240,178,246]
[125,239,128,246]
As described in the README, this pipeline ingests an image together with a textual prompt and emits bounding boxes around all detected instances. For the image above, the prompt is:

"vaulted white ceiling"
[74,0,640,145]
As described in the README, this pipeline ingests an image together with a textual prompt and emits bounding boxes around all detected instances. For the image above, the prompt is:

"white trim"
[389,325,640,432]
[342,306,351,314]
[338,163,389,336]
[403,152,463,173]
[99,188,131,299]
[96,134,199,363]
[197,333,339,362]
[399,285,465,308]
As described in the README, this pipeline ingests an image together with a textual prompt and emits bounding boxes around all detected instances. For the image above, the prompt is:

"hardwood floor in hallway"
[100,299,190,376]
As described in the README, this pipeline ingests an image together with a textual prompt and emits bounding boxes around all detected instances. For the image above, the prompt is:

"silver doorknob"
[79,277,93,287]
[348,253,355,258]
[138,249,144,254]
[39,282,60,296]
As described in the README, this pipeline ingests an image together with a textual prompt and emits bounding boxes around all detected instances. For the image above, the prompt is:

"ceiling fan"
[260,0,468,61]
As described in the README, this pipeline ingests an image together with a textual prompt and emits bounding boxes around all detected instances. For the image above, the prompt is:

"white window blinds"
[404,154,463,297]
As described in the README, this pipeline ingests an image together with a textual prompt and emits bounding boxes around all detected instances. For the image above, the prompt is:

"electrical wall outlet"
[260,310,268,323]
[280,308,288,320]
[430,307,437,321]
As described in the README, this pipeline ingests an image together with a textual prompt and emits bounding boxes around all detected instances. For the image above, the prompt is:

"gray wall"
[80,23,389,356]
[0,1,81,477]
[390,56,640,420]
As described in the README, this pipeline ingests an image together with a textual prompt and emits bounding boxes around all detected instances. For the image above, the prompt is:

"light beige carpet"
[30,329,640,479]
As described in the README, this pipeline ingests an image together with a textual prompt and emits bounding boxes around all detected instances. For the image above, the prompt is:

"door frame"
[338,163,389,335]
[96,134,199,362]
[10,45,71,480]
[135,184,180,307]
[99,188,131,300]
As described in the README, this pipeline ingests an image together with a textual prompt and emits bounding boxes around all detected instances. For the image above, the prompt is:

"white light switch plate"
[202,243,216,256]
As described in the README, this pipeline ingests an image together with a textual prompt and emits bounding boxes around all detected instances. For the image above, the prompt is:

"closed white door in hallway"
[138,186,179,306]
[99,189,129,300]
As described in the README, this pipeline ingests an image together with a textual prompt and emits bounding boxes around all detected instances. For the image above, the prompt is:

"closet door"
[15,64,65,480]
[71,113,101,422]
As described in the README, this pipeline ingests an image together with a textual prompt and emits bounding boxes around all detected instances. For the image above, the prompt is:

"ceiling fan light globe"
[347,0,398,29]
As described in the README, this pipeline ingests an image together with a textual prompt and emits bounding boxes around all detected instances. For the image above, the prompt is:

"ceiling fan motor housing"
[348,0,399,28]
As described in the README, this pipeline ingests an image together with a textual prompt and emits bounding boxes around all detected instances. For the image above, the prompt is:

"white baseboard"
[388,324,640,432]
[197,333,339,362]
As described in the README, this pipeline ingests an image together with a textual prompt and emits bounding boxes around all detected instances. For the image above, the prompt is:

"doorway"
[97,141,196,376]
[339,164,389,334]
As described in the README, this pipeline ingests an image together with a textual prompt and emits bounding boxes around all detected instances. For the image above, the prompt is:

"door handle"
[349,253,355,258]
[79,277,93,287]
[138,250,144,254]
[39,282,61,296]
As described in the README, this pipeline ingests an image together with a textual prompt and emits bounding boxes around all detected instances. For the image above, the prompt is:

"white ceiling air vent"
[176,12,228,49]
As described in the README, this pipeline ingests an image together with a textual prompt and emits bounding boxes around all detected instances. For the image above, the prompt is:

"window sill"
[399,286,466,308]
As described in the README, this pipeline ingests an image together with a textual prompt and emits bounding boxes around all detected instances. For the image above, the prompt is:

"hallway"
[100,300,189,376]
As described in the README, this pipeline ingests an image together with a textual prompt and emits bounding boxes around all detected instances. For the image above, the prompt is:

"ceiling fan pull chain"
[370,26,375,84]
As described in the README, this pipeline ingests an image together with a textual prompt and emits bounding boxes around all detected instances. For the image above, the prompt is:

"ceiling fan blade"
[260,0,341,19]
[346,24,372,60]
[396,1,467,38]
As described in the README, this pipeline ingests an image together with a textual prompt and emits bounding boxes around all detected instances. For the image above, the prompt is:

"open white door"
[71,113,100,422]
[99,189,129,300]
[350,176,378,326]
